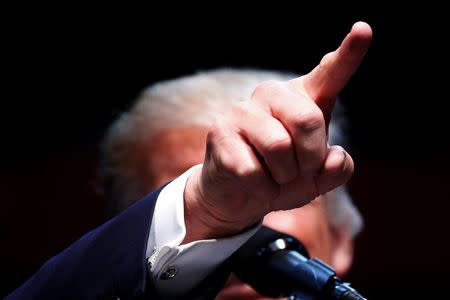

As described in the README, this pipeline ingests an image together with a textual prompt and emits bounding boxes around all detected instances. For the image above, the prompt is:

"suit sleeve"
[5,186,165,300]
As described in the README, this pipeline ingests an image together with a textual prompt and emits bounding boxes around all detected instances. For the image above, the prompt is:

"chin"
[215,274,285,300]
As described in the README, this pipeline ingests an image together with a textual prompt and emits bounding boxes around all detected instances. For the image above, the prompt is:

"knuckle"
[229,102,250,119]
[263,136,291,155]
[215,154,237,178]
[251,80,285,100]
[206,121,234,153]
[207,140,238,178]
[235,163,260,180]
[207,124,261,181]
[207,122,227,144]
[294,108,325,133]
[218,158,260,182]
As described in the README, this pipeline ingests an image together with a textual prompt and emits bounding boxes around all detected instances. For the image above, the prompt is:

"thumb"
[315,146,354,194]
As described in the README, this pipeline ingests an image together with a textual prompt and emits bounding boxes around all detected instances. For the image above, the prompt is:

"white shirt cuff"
[145,164,261,297]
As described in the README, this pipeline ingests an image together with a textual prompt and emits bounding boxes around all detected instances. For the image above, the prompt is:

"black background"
[1,6,449,299]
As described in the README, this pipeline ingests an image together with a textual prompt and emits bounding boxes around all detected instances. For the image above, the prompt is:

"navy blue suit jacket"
[5,186,231,299]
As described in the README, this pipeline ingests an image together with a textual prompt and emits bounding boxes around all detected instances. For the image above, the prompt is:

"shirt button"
[160,266,178,280]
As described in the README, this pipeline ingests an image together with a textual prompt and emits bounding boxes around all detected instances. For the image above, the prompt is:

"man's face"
[145,126,343,299]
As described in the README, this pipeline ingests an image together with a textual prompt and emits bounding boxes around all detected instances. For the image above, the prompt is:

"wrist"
[183,167,244,243]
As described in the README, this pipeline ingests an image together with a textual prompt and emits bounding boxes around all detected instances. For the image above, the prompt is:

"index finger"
[291,21,372,114]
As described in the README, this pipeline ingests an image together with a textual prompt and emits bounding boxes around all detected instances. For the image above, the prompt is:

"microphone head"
[231,226,309,298]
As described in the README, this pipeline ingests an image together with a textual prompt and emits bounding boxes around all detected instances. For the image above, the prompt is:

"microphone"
[231,226,367,300]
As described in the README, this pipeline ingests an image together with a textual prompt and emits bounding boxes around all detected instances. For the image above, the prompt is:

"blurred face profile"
[145,125,341,299]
